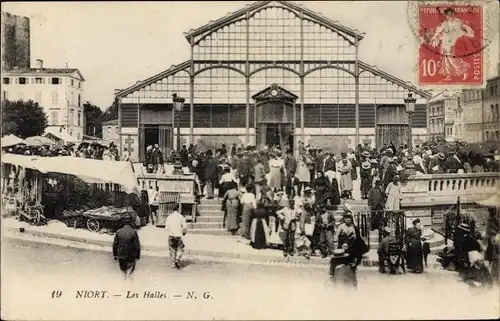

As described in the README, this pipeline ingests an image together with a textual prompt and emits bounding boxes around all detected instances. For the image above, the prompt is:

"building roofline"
[183,0,364,42]
[3,68,86,81]
[114,60,191,98]
[358,61,432,100]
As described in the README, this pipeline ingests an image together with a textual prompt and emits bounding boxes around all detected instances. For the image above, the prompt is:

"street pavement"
[2,237,499,320]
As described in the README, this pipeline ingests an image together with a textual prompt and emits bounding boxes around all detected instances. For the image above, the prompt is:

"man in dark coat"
[322,152,336,173]
[237,151,252,187]
[368,180,385,230]
[284,149,297,179]
[203,150,219,199]
[180,145,189,167]
[230,143,238,157]
[444,152,464,173]
[151,144,164,173]
[113,216,141,279]
[315,149,325,173]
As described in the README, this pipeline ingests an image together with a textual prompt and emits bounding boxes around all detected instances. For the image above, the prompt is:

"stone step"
[197,204,223,211]
[188,228,232,236]
[199,198,221,204]
[189,222,224,229]
[197,209,225,216]
[196,216,225,223]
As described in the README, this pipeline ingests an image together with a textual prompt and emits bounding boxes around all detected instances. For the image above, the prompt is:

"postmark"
[407,1,499,88]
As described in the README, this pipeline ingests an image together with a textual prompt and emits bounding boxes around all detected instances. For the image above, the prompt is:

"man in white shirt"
[165,204,187,269]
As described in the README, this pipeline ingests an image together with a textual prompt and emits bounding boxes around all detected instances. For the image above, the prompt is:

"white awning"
[1,154,139,192]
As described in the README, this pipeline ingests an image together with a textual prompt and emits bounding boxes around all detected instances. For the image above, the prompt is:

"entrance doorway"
[257,123,294,152]
[139,125,173,162]
[144,126,159,153]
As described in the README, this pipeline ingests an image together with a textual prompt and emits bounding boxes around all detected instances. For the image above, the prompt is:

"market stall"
[1,154,141,232]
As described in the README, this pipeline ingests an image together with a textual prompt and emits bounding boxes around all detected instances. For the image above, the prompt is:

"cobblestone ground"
[2,237,498,320]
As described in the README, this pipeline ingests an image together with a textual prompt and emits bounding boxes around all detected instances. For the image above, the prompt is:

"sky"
[3,1,499,109]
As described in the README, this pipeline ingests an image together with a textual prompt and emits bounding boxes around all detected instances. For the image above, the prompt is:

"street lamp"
[404,92,417,175]
[172,93,185,175]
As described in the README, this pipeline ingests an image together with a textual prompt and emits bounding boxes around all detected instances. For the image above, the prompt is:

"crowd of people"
[3,141,123,161]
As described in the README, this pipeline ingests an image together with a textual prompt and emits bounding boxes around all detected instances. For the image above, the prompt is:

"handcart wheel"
[87,218,100,232]
[29,208,41,225]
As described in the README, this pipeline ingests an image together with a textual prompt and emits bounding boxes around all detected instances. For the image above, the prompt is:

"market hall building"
[114,0,431,162]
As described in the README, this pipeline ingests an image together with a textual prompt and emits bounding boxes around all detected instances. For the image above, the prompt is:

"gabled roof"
[358,61,432,100]
[184,0,364,43]
[252,83,298,101]
[115,60,191,98]
[3,68,85,81]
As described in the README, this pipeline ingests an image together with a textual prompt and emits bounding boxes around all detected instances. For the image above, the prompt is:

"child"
[277,198,298,257]
[165,203,187,269]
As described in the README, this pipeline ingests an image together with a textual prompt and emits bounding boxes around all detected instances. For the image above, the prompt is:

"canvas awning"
[44,131,80,143]
[1,135,25,148]
[1,154,139,192]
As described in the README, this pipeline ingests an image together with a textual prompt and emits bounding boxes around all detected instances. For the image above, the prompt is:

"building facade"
[1,12,30,72]
[101,119,120,147]
[2,60,86,139]
[461,74,500,143]
[483,75,500,141]
[114,1,431,162]
[427,91,446,141]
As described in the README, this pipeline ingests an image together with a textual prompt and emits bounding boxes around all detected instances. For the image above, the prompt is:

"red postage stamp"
[417,4,483,86]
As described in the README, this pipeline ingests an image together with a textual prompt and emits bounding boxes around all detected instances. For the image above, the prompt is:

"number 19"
[51,290,62,298]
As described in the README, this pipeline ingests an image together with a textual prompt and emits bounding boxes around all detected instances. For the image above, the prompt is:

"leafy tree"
[101,101,118,123]
[83,101,103,137]
[1,99,48,138]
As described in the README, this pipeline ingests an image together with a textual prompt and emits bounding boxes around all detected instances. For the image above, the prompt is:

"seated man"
[377,226,397,273]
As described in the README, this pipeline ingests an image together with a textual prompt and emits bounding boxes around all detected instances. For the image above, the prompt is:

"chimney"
[36,59,44,70]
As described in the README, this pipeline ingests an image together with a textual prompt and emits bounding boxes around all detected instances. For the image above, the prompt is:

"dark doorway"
[144,125,159,155]
[259,123,293,152]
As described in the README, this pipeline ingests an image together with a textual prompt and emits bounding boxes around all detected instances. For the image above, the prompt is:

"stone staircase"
[189,198,446,252]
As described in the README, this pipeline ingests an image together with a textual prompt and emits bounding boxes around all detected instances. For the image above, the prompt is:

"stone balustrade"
[400,172,499,231]
[401,172,499,207]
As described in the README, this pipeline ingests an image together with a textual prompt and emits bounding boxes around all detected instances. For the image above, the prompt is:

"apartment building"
[2,59,86,139]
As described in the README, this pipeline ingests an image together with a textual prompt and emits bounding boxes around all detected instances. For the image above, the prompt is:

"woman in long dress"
[250,202,270,249]
[239,186,256,239]
[405,219,424,273]
[314,171,335,207]
[385,175,401,211]
[222,181,240,235]
[338,158,353,199]
[268,154,284,191]
[296,157,311,196]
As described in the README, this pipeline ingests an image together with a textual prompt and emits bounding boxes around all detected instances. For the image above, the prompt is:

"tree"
[101,101,118,123]
[83,101,103,137]
[1,99,48,138]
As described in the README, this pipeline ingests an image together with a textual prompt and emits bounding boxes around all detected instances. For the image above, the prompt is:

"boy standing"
[165,204,187,269]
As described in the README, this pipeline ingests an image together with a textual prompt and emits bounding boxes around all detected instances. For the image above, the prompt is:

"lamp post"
[172,93,185,175]
[404,92,417,176]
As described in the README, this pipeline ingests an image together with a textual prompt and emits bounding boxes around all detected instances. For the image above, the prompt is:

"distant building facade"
[102,119,120,147]
[1,11,30,71]
[461,73,500,143]
[427,91,446,141]
[2,59,86,139]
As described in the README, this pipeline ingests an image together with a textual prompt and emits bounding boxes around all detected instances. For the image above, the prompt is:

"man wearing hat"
[113,215,141,279]
[277,198,298,257]
[151,144,164,174]
[359,151,372,199]
[377,226,397,273]
[237,150,252,187]
[368,179,385,230]
[405,218,424,273]
[203,150,218,199]
[427,152,445,174]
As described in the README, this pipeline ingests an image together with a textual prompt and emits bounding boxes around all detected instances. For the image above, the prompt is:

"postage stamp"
[417,4,484,86]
